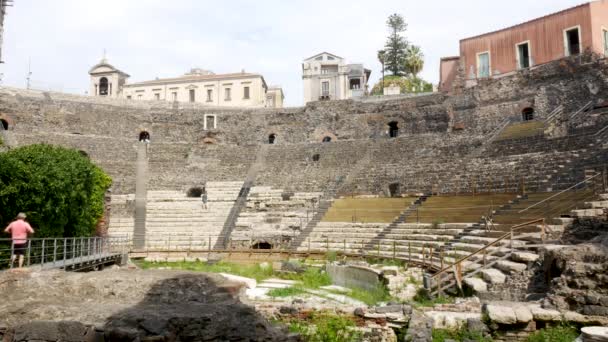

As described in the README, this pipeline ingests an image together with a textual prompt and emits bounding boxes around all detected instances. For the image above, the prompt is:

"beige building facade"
[302,52,371,104]
[89,61,284,108]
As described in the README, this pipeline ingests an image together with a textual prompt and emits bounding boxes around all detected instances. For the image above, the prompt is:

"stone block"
[485,304,517,325]
[481,269,506,284]
[464,278,488,293]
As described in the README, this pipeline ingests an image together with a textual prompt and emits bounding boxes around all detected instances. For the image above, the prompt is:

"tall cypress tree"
[382,14,409,76]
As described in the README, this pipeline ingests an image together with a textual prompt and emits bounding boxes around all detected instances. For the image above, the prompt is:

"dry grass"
[405,194,516,223]
[496,121,546,141]
[322,197,415,223]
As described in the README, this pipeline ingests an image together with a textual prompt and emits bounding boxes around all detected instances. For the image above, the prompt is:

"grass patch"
[281,267,332,289]
[526,324,579,342]
[412,289,455,307]
[433,326,493,342]
[365,257,407,268]
[136,260,275,282]
[347,285,392,306]
[267,287,306,298]
[285,312,362,342]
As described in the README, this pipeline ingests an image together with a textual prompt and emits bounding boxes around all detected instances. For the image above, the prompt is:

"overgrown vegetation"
[267,287,306,298]
[526,324,579,342]
[432,326,493,342]
[279,267,332,289]
[0,144,112,237]
[286,312,362,342]
[412,289,455,307]
[346,285,392,306]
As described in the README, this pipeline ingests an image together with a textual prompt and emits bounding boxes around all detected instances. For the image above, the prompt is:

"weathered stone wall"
[1,56,608,195]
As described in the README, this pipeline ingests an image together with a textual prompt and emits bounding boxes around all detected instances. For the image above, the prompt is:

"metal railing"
[427,218,546,295]
[0,236,130,271]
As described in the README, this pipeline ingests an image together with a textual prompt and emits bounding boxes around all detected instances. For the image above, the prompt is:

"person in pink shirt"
[4,213,35,268]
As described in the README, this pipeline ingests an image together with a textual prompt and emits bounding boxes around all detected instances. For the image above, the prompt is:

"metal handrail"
[519,173,601,213]
[430,218,545,279]
[569,101,594,120]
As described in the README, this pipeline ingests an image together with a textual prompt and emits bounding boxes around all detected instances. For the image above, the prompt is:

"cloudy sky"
[1,0,589,106]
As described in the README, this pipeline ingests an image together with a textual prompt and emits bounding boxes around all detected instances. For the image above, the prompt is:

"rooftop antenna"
[26,58,32,90]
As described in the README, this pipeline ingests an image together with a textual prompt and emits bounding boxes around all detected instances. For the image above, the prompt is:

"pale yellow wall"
[121,76,269,108]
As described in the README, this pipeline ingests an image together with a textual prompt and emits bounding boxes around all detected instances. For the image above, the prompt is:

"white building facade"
[89,61,284,108]
[302,52,371,104]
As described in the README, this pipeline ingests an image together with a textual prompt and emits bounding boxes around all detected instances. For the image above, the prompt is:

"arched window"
[322,136,332,143]
[99,77,109,96]
[268,134,276,144]
[388,121,399,138]
[139,131,150,142]
[0,119,8,130]
[522,108,534,121]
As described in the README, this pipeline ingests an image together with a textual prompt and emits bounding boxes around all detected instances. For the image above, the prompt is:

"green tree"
[382,13,409,76]
[0,144,112,238]
[404,45,424,78]
[370,75,433,95]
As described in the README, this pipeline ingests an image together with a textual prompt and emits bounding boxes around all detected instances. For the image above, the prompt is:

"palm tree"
[404,45,424,78]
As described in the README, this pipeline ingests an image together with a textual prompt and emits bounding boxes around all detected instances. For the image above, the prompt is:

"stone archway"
[389,183,401,198]
[0,119,8,130]
[251,241,273,250]
[139,131,150,142]
[522,107,534,121]
[268,134,277,144]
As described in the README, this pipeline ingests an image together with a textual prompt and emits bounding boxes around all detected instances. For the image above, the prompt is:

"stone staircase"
[289,176,345,249]
[214,145,269,249]
[142,181,243,250]
[133,142,148,249]
[293,221,468,261]
[429,193,608,299]
[233,186,323,242]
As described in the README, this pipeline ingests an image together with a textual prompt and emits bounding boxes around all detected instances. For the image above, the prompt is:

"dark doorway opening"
[322,136,332,143]
[139,131,150,142]
[251,241,272,250]
[78,150,89,158]
[187,187,204,198]
[99,77,109,96]
[389,183,401,198]
[0,119,8,130]
[269,134,276,144]
[388,122,399,138]
[312,154,320,162]
[566,28,581,55]
[522,108,534,121]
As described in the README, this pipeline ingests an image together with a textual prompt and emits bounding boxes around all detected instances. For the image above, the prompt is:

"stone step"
[584,201,608,209]
[495,260,527,273]
[481,268,507,284]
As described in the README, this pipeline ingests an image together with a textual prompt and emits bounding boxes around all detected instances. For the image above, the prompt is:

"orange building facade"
[440,1,608,92]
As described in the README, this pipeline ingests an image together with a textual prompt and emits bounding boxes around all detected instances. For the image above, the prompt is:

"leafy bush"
[433,326,493,342]
[526,324,579,342]
[371,75,433,95]
[288,312,362,342]
[347,285,392,306]
[0,144,112,237]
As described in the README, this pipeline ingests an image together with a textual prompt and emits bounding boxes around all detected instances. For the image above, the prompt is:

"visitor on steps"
[4,213,35,268]
[201,187,208,210]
